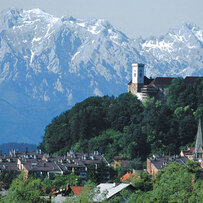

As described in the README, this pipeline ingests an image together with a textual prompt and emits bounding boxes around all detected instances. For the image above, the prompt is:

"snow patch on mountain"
[54,79,64,93]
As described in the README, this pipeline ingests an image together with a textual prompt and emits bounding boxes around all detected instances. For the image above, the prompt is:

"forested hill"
[40,78,203,161]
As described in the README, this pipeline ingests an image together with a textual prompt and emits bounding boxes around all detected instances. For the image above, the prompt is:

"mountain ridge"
[0,8,203,144]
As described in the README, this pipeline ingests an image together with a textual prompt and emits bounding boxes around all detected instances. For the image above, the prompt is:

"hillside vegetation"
[40,78,203,161]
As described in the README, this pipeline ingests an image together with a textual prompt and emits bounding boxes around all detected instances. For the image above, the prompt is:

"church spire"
[194,119,203,158]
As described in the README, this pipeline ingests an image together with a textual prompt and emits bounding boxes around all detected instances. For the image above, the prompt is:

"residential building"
[17,158,62,178]
[147,155,188,177]
[0,149,110,180]
[113,156,129,169]
[0,156,19,172]
[180,147,195,160]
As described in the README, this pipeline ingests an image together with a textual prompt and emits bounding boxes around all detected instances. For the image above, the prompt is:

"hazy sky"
[0,0,203,38]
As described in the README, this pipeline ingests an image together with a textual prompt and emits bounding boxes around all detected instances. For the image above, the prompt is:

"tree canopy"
[129,162,203,203]
[40,78,203,162]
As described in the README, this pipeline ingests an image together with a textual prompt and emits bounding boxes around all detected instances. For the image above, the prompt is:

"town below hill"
[0,145,202,202]
[0,78,203,201]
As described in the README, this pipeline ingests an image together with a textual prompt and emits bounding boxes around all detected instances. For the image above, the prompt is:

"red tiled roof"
[51,188,57,195]
[188,147,195,151]
[120,172,133,182]
[182,147,195,155]
[70,186,84,196]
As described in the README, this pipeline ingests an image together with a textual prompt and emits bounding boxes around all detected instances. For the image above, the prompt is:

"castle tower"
[132,63,144,87]
[194,119,203,160]
[128,63,144,95]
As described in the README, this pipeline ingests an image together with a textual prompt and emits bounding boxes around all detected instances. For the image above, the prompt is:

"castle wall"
[128,83,143,95]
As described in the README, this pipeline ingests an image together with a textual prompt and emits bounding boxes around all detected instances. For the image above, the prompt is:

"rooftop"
[70,186,84,196]
[93,183,134,202]
[120,172,133,182]
[148,155,188,170]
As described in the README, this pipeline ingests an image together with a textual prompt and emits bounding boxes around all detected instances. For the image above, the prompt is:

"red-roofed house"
[70,186,84,196]
[120,172,133,182]
[180,147,195,160]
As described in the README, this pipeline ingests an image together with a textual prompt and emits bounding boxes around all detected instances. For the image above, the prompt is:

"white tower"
[132,63,144,92]
[128,63,145,95]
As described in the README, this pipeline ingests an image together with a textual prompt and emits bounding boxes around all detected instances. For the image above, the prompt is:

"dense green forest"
[39,78,203,162]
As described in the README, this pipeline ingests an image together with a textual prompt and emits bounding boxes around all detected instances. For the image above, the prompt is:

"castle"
[128,63,203,101]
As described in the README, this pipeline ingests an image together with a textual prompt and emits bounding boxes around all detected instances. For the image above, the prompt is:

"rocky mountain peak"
[0,9,203,143]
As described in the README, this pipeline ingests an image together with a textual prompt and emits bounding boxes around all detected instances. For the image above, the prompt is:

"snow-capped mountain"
[141,23,203,77]
[0,8,203,144]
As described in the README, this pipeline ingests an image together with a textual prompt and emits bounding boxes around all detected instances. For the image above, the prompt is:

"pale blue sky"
[1,0,203,38]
